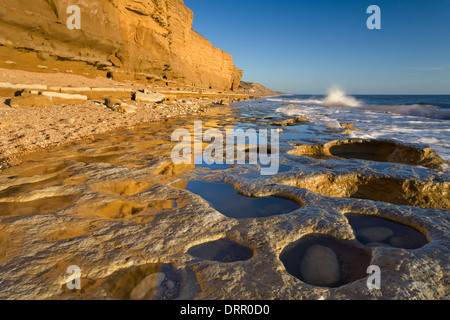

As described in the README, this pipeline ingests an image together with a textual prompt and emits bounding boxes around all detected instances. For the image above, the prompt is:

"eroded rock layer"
[0,104,448,300]
[0,0,242,90]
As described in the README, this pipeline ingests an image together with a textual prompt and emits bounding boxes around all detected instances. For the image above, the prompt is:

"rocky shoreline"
[0,68,268,170]
[0,101,448,300]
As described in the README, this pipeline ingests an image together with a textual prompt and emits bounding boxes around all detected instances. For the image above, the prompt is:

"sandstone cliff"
[0,0,242,91]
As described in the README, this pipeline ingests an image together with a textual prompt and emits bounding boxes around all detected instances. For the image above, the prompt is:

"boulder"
[129,272,166,300]
[104,98,122,109]
[41,91,88,102]
[357,227,394,243]
[114,103,137,114]
[59,118,75,125]
[270,116,309,127]
[300,245,340,287]
[135,91,165,103]
[340,123,356,131]
[9,92,52,108]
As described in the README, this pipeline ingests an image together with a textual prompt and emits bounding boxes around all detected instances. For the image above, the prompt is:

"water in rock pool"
[280,234,372,288]
[0,95,449,299]
[184,180,301,219]
[187,238,254,263]
[345,213,429,249]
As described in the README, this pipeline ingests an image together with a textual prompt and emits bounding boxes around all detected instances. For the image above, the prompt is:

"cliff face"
[0,0,242,91]
[238,81,280,96]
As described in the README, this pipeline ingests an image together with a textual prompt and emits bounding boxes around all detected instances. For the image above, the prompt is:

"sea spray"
[323,87,362,107]
[272,93,450,163]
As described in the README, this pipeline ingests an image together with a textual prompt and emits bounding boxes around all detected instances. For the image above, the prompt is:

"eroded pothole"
[96,201,146,219]
[0,195,77,216]
[289,139,447,170]
[90,181,151,196]
[187,238,254,263]
[155,162,196,177]
[185,180,301,219]
[280,234,372,288]
[103,264,185,300]
[1,162,70,178]
[345,213,429,249]
[283,174,449,210]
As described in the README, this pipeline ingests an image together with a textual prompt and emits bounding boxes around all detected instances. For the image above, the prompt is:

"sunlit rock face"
[0,0,242,90]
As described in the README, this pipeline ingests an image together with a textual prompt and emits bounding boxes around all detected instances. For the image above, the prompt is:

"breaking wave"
[365,104,450,120]
[323,87,362,107]
[270,87,450,120]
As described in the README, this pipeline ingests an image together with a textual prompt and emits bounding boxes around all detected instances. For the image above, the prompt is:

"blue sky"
[184,0,450,94]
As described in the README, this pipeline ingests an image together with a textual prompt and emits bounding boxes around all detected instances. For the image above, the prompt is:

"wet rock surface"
[0,101,448,300]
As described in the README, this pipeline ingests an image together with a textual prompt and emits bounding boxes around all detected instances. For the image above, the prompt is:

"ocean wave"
[323,87,362,107]
[270,88,450,120]
[290,99,324,104]
[266,98,286,102]
[271,88,362,107]
[362,104,450,120]
[267,98,324,104]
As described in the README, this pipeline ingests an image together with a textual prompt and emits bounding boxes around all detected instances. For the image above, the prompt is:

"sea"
[264,89,450,162]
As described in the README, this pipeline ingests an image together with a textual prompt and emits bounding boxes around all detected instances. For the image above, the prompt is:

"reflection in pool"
[185,180,301,219]
[187,238,254,263]
[345,213,429,249]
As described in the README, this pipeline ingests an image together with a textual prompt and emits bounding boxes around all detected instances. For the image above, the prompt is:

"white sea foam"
[418,137,442,144]
[273,89,449,121]
[292,99,324,104]
[362,104,450,120]
[323,87,362,107]
[268,98,324,105]
[274,97,450,161]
